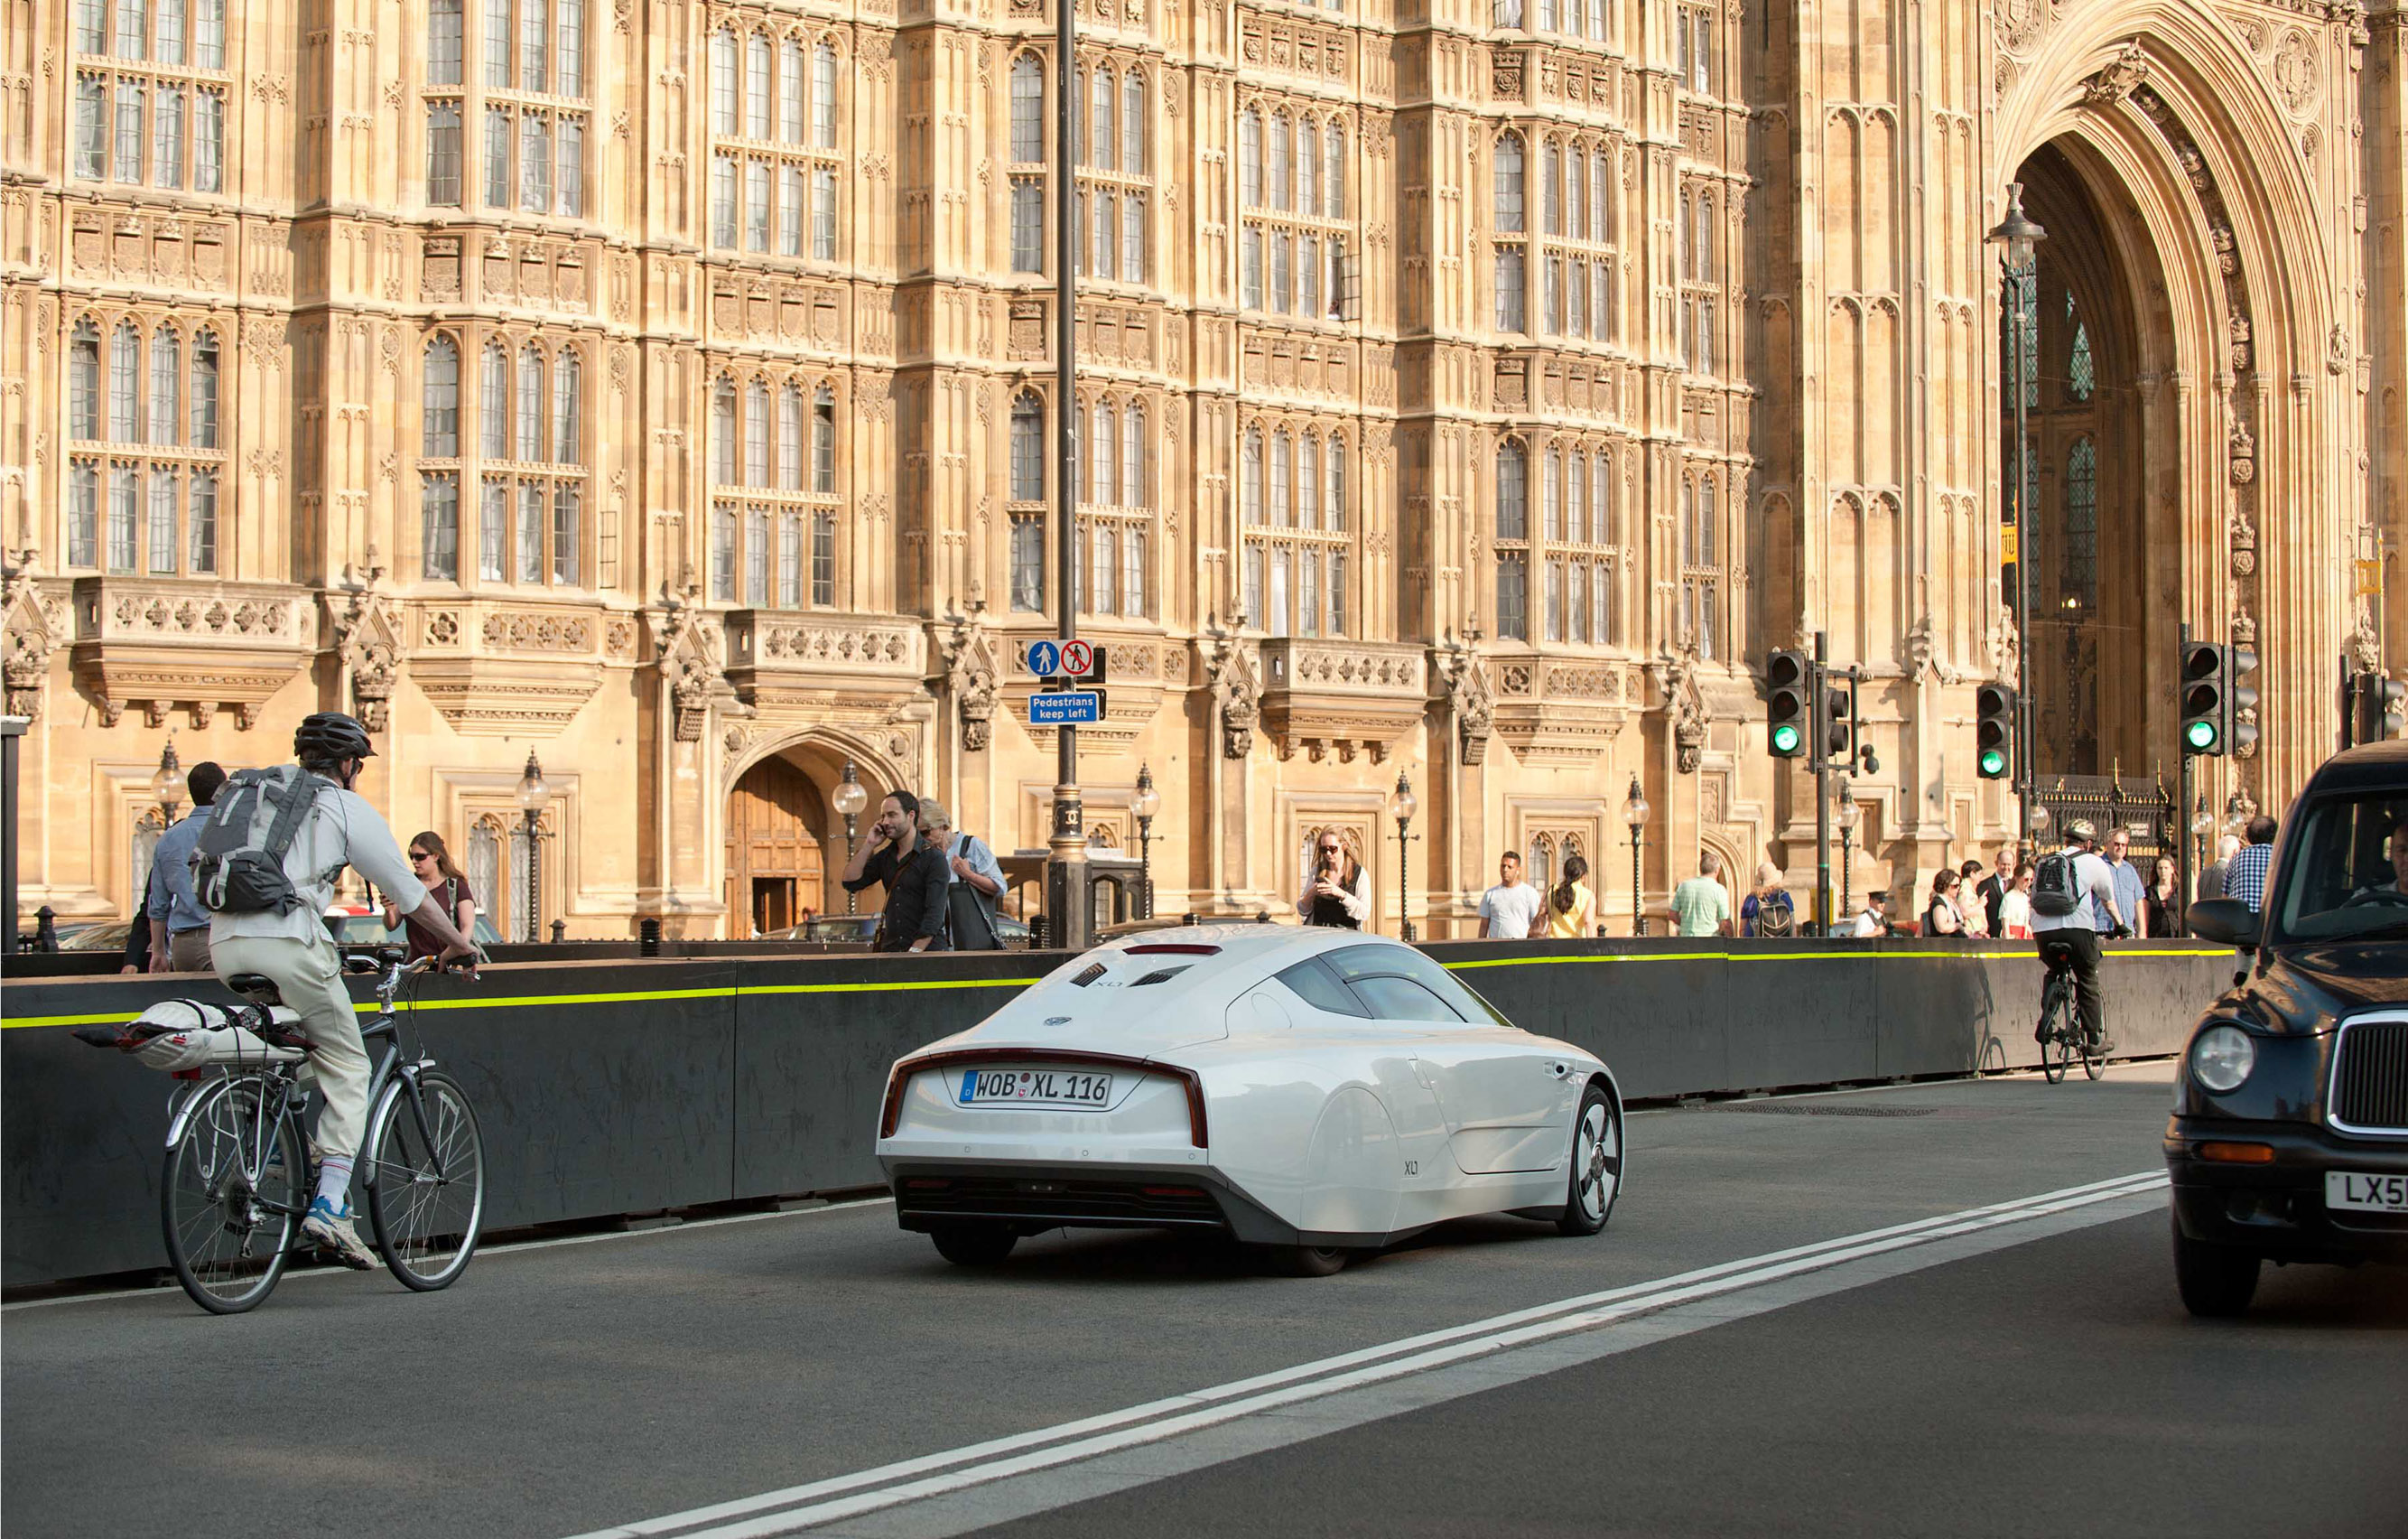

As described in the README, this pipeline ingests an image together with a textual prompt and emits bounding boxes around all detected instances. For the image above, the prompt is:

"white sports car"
[876,924,1623,1274]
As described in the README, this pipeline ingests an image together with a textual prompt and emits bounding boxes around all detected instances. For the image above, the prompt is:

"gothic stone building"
[3,0,2403,937]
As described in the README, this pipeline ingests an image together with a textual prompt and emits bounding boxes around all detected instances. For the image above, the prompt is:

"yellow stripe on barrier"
[1444,946,2235,971]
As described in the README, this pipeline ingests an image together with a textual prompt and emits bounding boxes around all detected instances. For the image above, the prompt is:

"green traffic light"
[2185,719,2218,751]
[1978,748,2006,777]
[1771,723,1800,754]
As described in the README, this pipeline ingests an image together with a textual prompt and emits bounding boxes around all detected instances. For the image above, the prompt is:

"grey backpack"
[190,767,328,916]
[2030,850,2082,919]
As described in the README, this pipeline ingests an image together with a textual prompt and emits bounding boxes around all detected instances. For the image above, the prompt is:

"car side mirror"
[2187,898,2260,951]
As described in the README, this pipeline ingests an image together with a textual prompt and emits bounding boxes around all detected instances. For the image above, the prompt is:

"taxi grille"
[897,1176,1227,1228]
[2331,1019,2408,1135]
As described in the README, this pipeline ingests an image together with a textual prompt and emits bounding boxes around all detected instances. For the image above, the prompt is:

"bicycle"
[154,947,487,1313]
[2033,941,2106,1085]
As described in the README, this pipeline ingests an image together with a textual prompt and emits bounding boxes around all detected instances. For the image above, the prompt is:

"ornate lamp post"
[1988,183,2046,844]
[515,751,547,943]
[151,742,187,824]
[1387,771,1418,942]
[1622,776,1650,936]
[832,761,869,916]
[1836,786,1861,921]
[1131,764,1161,919]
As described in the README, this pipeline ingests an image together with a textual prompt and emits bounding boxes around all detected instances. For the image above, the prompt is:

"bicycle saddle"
[225,974,284,1004]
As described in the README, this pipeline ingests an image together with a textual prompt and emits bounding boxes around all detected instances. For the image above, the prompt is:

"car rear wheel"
[1557,1083,1622,1236]
[1257,1243,1351,1277]
[2171,1209,2259,1317]
[929,1224,1018,1266]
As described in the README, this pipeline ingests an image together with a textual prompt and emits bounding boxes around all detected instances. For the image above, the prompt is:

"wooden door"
[726,756,827,936]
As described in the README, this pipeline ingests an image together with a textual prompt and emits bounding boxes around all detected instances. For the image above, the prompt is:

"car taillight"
[879,1066,914,1138]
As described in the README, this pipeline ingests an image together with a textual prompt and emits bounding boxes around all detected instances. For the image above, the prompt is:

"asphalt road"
[6,1062,2401,1539]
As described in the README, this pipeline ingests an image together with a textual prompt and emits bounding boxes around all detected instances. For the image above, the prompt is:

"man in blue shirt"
[144,760,227,973]
[2226,815,2279,912]
[2092,826,2147,936]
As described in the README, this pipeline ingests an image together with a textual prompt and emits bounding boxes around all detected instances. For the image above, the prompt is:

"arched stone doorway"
[727,753,829,937]
[2003,138,2163,778]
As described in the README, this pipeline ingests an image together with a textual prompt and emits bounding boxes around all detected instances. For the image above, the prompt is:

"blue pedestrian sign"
[1028,691,1103,725]
[1026,639,1061,677]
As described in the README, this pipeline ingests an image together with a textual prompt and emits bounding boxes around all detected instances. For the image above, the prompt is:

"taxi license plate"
[2326,1171,2408,1214]
[958,1068,1114,1109]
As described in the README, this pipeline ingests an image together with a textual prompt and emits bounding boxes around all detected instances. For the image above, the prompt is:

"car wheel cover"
[1576,1100,1617,1219]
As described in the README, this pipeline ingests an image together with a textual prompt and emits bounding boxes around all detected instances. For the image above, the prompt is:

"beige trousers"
[166,928,213,973]
[209,928,372,1161]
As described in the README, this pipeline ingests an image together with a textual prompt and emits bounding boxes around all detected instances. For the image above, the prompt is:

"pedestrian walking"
[1997,864,2036,939]
[383,830,479,962]
[1543,854,1596,938]
[1476,852,1544,939]
[1957,861,1991,938]
[1849,890,1892,937]
[2144,855,2181,938]
[2226,816,2278,913]
[1923,868,1968,937]
[1738,862,1796,938]
[144,760,228,972]
[2199,834,2241,900]
[1297,828,1371,928]
[920,799,1007,950]
[1669,853,1734,937]
[1978,842,2018,937]
[841,788,953,952]
[2096,828,2147,936]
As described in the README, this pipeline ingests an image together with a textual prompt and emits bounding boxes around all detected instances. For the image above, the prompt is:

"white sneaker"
[302,1197,377,1270]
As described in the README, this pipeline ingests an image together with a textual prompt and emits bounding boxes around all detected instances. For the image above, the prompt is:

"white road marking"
[0,1196,897,1312]
[566,1171,2170,1539]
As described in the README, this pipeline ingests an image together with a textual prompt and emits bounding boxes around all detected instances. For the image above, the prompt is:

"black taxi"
[2172,742,2408,1314]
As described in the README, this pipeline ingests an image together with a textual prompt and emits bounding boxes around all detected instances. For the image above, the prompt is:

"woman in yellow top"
[1543,853,1597,938]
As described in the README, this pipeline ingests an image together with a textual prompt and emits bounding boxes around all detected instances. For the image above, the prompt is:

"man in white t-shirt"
[2030,818,2124,1051]
[1477,852,1544,939]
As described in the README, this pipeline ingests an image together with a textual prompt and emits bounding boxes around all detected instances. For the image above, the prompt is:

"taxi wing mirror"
[2187,898,2260,951]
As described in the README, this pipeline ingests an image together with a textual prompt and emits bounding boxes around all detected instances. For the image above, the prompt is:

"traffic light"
[2180,641,2227,755]
[2361,673,2408,745]
[1820,677,1854,762]
[2226,646,2259,757]
[1975,683,2015,779]
[1766,649,1808,758]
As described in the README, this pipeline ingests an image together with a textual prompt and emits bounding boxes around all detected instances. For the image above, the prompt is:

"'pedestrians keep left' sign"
[1028,691,1104,725]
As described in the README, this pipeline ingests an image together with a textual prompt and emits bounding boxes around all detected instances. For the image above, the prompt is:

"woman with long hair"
[1957,860,1991,938]
[1997,863,2037,940]
[1297,827,1371,928]
[1923,867,1967,937]
[383,830,480,960]
[1544,853,1596,938]
[2144,854,2180,938]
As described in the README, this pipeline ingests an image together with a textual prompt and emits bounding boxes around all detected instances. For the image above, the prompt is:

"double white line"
[571,1170,2167,1539]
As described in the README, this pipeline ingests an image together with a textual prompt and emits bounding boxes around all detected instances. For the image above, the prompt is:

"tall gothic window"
[1239,101,1351,322]
[65,316,222,574]
[2066,293,2095,402]
[420,334,462,580]
[708,368,841,608]
[72,0,228,191]
[706,25,842,256]
[1073,397,1152,619]
[1009,55,1046,274]
[423,0,584,212]
[1493,132,1527,333]
[1008,391,1046,612]
[1676,3,1715,96]
[1074,63,1151,285]
[1241,422,1351,637]
[1678,469,1721,658]
[1495,439,1529,639]
[2063,436,2097,612]
[1524,135,1622,347]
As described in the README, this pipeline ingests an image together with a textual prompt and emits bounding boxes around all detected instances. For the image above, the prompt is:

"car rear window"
[1324,944,1518,1028]
[1275,956,1369,1017]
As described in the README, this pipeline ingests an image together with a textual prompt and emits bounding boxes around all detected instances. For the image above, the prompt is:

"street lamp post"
[1988,182,2046,844]
[1131,764,1161,919]
[515,751,547,943]
[1388,772,1418,941]
[1836,784,1861,919]
[1622,776,1650,936]
[832,761,869,916]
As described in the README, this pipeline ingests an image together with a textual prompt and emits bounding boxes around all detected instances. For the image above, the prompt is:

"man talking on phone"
[840,788,952,952]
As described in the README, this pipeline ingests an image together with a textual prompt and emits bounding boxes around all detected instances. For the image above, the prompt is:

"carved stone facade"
[3,0,2401,934]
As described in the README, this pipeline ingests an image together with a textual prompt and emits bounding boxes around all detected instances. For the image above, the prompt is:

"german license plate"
[957,1068,1114,1109]
[2326,1171,2408,1214]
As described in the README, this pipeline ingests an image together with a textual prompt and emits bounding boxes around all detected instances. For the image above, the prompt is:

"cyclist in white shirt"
[2030,819,2125,1052]
[209,713,479,1268]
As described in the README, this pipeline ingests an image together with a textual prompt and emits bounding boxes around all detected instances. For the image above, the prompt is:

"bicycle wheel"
[2081,1029,2106,1080]
[2038,984,2070,1085]
[362,1068,486,1291]
[162,1077,306,1314]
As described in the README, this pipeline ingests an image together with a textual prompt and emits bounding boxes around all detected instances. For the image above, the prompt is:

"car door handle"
[1549,1062,1570,1079]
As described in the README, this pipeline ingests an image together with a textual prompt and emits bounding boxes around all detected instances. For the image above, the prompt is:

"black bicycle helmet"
[294,711,377,763]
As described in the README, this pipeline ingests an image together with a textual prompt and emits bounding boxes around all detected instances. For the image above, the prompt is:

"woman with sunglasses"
[383,831,480,961]
[1297,828,1371,929]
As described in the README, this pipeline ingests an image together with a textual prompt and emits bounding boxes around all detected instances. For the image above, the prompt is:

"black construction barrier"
[1,938,2242,1290]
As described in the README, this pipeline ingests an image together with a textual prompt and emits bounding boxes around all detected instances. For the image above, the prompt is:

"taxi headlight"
[2190,1024,2255,1095]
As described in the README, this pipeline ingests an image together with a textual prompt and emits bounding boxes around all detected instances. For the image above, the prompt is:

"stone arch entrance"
[721,730,911,936]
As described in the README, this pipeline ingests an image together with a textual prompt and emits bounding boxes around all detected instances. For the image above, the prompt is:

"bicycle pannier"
[2030,850,2082,919]
[70,1000,309,1071]
[190,767,327,916]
